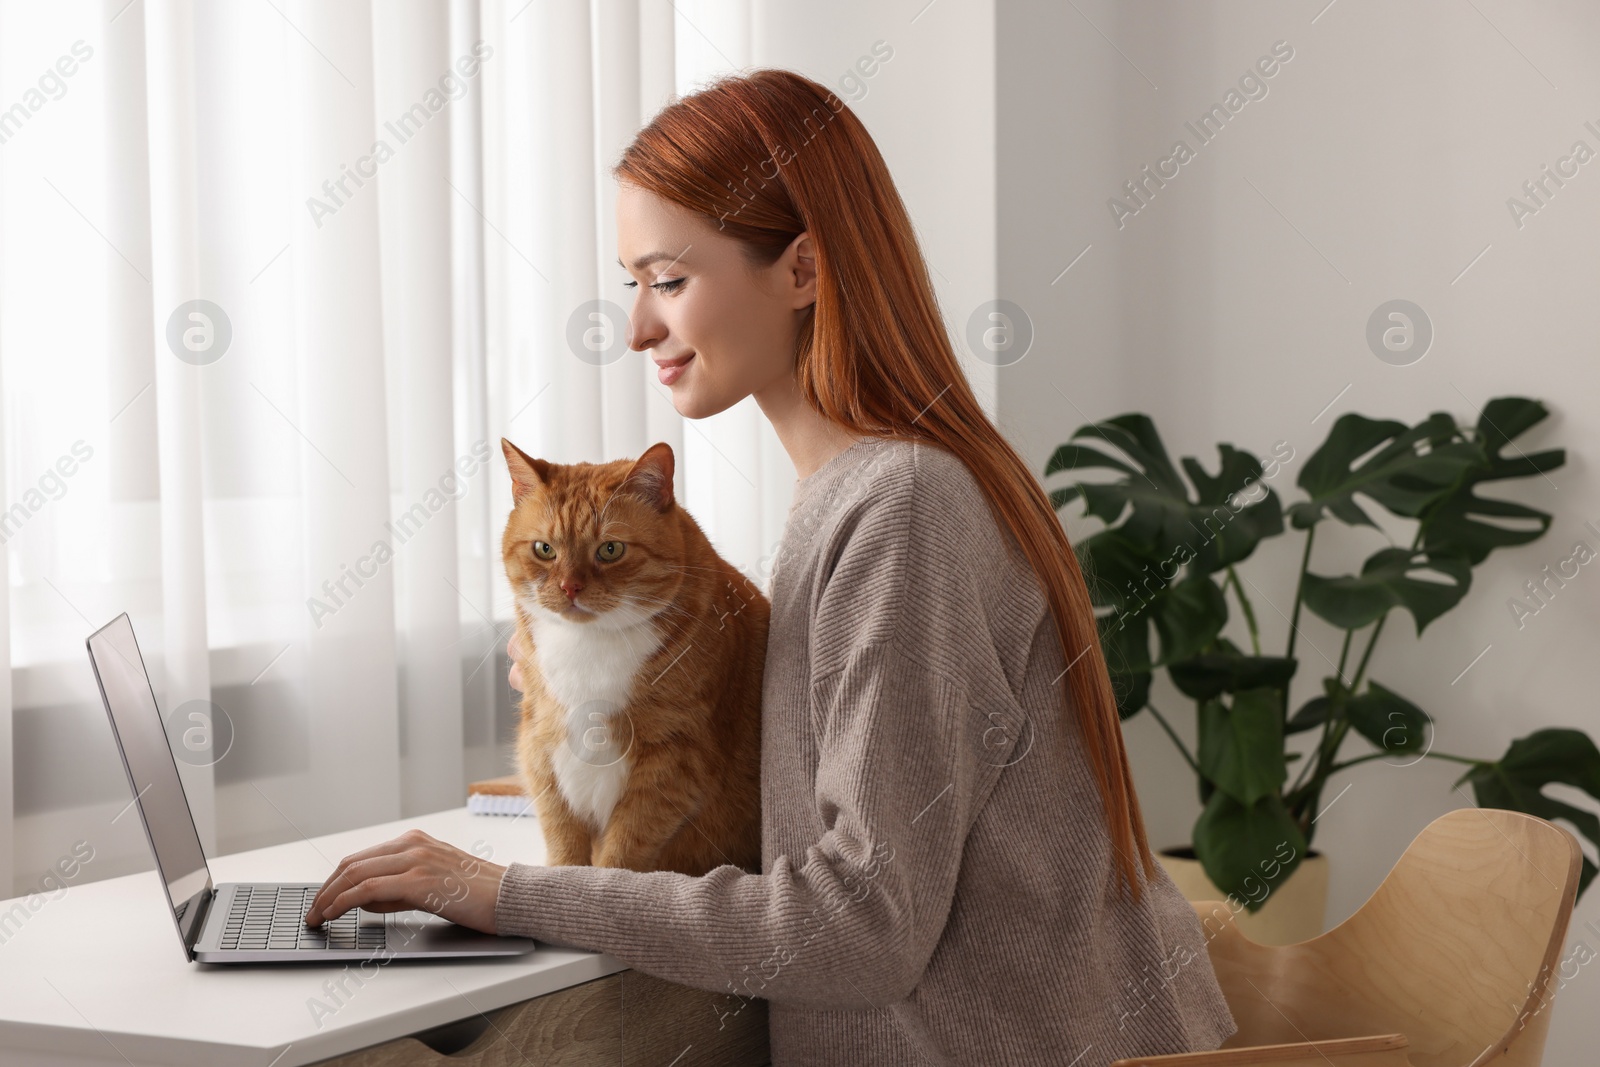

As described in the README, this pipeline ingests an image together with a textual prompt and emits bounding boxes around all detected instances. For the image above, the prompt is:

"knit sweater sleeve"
[493,455,1022,1011]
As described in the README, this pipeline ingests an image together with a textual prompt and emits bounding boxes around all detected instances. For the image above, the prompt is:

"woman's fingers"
[309,840,403,908]
[313,873,414,923]
[306,852,414,924]
[507,631,526,691]
[306,833,432,924]
[305,831,508,934]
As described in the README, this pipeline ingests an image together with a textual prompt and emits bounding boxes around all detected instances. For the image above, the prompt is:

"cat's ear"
[501,438,550,505]
[618,442,676,512]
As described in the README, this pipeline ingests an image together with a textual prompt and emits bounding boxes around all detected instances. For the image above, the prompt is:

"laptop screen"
[86,613,212,954]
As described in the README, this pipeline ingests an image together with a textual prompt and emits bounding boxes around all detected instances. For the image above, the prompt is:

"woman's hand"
[304,828,508,935]
[507,630,529,692]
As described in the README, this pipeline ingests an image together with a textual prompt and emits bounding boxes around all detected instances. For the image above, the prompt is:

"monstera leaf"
[1418,397,1565,565]
[1048,414,1283,575]
[1079,530,1163,718]
[1169,637,1297,701]
[1150,575,1229,665]
[1048,415,1188,548]
[1458,729,1600,898]
[1344,681,1431,755]
[1094,593,1152,720]
[1088,571,1228,676]
[1077,528,1162,610]
[1193,788,1307,913]
[1300,547,1471,634]
[1085,540,1228,718]
[1198,688,1287,807]
[1288,412,1480,530]
[1286,695,1333,735]
[1180,448,1286,574]
[1098,611,1152,720]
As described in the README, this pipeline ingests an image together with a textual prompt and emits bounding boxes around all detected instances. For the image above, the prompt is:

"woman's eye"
[623,278,685,294]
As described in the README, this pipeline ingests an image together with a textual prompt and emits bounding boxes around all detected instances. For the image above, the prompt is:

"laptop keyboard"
[219,885,387,953]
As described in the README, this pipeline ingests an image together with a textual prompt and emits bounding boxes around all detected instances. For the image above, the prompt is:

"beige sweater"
[495,435,1238,1065]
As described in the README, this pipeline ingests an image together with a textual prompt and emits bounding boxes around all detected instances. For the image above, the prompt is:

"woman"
[306,68,1238,1063]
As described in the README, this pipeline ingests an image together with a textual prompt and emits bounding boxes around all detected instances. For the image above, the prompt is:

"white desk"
[0,807,641,1066]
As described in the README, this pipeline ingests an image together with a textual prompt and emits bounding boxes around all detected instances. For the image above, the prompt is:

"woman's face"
[617,181,816,419]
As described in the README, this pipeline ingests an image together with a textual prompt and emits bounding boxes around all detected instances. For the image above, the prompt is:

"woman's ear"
[784,230,818,309]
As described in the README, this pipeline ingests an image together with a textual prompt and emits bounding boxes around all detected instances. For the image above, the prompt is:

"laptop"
[86,612,540,964]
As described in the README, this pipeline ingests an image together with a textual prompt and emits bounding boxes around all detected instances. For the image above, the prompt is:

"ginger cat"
[499,438,765,876]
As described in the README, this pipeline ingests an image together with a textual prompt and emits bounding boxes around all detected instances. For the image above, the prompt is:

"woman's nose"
[628,302,663,352]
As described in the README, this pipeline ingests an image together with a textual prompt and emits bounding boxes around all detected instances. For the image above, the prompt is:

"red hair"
[614,68,1158,903]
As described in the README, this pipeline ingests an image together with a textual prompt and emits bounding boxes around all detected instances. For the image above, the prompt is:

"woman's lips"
[658,353,694,385]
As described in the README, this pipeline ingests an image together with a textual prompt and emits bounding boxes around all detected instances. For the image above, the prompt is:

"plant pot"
[1156,846,1329,946]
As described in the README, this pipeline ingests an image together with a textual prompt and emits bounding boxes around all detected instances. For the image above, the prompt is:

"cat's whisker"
[657,562,766,586]
[615,589,680,606]
[656,561,748,573]
[636,588,757,629]
[611,598,700,639]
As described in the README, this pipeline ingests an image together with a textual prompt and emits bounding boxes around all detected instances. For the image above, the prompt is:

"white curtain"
[0,0,788,896]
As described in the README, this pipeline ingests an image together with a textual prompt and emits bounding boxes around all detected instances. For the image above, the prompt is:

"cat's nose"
[560,577,584,600]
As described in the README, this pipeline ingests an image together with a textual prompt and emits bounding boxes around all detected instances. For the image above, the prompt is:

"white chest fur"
[525,599,663,833]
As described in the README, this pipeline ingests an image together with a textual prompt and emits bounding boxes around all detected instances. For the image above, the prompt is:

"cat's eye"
[531,541,555,560]
[597,541,625,562]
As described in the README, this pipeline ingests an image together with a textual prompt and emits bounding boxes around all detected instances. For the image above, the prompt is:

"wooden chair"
[1109,807,1584,1067]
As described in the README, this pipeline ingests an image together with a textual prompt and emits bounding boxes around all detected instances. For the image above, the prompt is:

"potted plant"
[1047,397,1600,944]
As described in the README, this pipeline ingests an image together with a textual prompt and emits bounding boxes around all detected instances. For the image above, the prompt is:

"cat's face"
[500,439,687,632]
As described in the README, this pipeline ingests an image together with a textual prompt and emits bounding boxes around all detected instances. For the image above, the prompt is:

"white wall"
[998,0,1600,1054]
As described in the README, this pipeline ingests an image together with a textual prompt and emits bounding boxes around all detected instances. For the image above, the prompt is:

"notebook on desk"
[467,774,534,816]
[85,612,541,964]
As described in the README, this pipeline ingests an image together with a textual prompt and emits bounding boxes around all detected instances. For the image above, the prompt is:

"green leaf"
[1198,688,1288,806]
[1460,728,1600,899]
[1045,442,1138,488]
[1180,446,1286,574]
[1192,789,1308,914]
[1286,695,1333,735]
[1081,535,1227,717]
[1345,681,1431,754]
[1419,397,1565,566]
[1150,575,1228,666]
[1097,605,1153,673]
[1088,571,1228,674]
[1301,547,1471,634]
[1077,530,1163,611]
[1043,415,1184,495]
[1076,530,1161,717]
[1049,416,1284,575]
[1047,416,1187,546]
[1287,675,1348,735]
[1096,609,1153,719]
[1113,671,1152,722]
[1289,412,1480,530]
[1168,638,1297,701]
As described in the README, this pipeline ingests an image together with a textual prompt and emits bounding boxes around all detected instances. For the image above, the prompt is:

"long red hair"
[614,68,1157,903]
